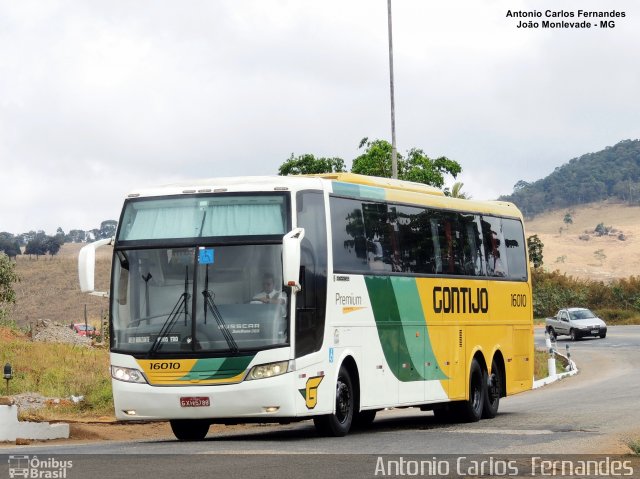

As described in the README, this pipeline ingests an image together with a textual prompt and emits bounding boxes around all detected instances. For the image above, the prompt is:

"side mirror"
[78,237,114,297]
[282,228,305,293]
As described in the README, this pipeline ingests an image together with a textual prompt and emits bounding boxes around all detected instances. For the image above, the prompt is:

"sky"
[1,0,639,235]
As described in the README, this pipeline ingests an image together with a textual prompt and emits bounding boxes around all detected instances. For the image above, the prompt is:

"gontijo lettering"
[433,286,489,314]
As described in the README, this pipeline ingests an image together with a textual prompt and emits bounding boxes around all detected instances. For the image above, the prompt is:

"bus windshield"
[111,193,290,355]
[112,245,289,355]
[118,194,287,241]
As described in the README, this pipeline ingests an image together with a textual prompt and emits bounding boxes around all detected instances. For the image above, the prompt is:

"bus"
[79,173,533,440]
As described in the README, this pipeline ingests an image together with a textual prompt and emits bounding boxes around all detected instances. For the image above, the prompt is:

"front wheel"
[352,409,377,429]
[170,419,210,441]
[599,331,607,339]
[313,365,354,437]
[570,329,579,341]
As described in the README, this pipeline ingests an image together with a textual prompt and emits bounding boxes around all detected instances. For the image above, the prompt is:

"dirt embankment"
[526,201,640,281]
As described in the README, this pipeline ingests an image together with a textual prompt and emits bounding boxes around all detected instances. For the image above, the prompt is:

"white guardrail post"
[545,331,557,378]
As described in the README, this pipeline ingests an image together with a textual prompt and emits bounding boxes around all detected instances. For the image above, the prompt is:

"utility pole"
[387,0,398,179]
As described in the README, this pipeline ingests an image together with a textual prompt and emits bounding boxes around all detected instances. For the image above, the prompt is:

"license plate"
[180,397,210,407]
[591,329,599,334]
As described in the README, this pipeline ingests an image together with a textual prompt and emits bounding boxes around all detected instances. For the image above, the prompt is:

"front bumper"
[112,371,297,421]
[577,326,607,338]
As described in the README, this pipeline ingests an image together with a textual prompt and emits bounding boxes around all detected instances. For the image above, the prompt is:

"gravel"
[31,318,92,347]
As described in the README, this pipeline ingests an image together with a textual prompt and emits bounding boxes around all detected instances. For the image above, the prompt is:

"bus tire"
[454,358,485,423]
[482,358,501,419]
[313,365,354,437]
[352,409,377,429]
[170,419,210,441]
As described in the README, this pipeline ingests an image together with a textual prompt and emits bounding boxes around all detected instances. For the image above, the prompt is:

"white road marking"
[447,428,554,435]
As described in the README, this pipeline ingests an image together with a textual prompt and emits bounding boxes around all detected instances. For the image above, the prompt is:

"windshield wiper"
[202,265,238,353]
[149,266,191,355]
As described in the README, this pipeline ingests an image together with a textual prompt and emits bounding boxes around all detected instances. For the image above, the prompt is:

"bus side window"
[502,218,527,280]
[481,216,507,277]
[295,191,328,358]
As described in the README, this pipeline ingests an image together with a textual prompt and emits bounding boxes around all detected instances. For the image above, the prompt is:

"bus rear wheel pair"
[434,358,502,423]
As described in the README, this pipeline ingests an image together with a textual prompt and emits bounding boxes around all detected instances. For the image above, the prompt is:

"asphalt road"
[1,326,639,478]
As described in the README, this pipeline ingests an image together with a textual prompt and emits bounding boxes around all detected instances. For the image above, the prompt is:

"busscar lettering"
[433,286,489,314]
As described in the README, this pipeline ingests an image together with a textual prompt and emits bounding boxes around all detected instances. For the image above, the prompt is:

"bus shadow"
[154,410,507,443]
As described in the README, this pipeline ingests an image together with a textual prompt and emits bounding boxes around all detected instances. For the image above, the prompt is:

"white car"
[545,307,607,340]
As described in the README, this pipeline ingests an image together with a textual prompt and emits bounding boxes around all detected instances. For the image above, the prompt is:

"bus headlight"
[111,366,148,384]
[246,361,289,380]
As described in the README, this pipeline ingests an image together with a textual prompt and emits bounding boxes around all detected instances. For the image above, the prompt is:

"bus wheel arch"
[313,356,359,437]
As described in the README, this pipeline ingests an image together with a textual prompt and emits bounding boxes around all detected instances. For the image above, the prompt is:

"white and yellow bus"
[79,173,533,440]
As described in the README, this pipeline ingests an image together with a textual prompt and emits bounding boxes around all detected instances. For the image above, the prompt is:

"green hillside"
[499,139,640,218]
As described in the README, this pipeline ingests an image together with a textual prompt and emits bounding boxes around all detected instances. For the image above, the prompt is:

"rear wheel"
[547,327,557,340]
[482,358,502,419]
[450,359,485,423]
[170,419,210,441]
[313,365,354,437]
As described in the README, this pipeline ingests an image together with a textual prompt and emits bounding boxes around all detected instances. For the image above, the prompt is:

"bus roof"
[305,173,445,196]
[125,174,523,220]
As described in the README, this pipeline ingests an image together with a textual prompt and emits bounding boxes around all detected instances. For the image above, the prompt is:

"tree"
[527,234,544,269]
[0,253,19,321]
[45,234,64,257]
[402,148,462,188]
[99,220,118,240]
[563,213,573,227]
[445,181,471,199]
[351,138,399,178]
[278,153,346,176]
[0,233,21,259]
[25,233,48,259]
[351,138,461,187]
[65,229,87,243]
[277,138,462,189]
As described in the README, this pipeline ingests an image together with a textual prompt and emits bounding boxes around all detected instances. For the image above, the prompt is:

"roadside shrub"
[532,270,640,318]
[594,309,640,325]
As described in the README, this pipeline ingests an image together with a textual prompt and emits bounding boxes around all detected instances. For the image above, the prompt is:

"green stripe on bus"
[365,276,447,382]
[178,355,255,381]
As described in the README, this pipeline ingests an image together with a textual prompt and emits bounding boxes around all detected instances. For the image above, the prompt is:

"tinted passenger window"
[362,202,394,272]
[330,197,368,272]
[481,216,507,277]
[503,218,527,280]
[459,214,485,276]
[392,205,436,274]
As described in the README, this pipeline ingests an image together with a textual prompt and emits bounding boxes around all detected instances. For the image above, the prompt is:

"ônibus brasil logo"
[8,455,73,479]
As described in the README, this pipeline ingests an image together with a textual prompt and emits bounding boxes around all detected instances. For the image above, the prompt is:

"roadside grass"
[626,438,640,455]
[0,327,113,419]
[534,349,565,380]
[9,244,111,329]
